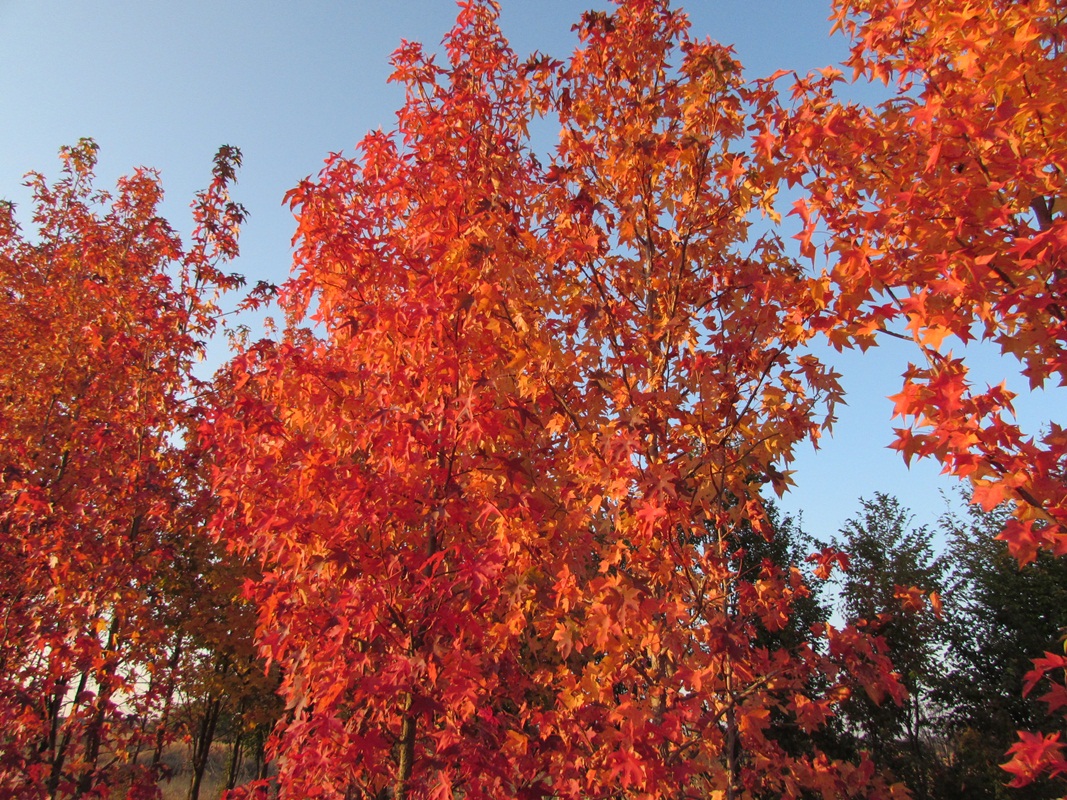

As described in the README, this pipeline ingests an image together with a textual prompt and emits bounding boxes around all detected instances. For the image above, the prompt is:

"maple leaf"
[607,749,646,789]
[1002,731,1067,787]
[1023,652,1067,698]
[807,547,850,580]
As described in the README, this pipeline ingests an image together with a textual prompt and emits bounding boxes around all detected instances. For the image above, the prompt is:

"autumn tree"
[0,140,246,798]
[210,2,907,798]
[156,525,283,800]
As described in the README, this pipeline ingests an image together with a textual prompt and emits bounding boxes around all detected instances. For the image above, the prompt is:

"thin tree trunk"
[725,701,739,800]
[908,691,929,800]
[225,719,244,791]
[187,695,223,800]
[152,633,185,769]
[76,614,122,796]
[46,668,89,800]
[393,692,416,800]
[392,511,443,800]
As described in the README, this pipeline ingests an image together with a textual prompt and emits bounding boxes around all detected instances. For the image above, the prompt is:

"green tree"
[726,506,846,770]
[935,501,1067,800]
[730,505,830,659]
[832,494,946,799]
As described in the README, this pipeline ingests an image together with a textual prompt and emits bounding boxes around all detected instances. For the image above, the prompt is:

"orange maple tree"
[0,140,246,797]
[767,0,1067,787]
[211,2,907,798]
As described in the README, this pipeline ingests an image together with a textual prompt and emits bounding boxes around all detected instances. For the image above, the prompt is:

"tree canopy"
[1,1,1065,798]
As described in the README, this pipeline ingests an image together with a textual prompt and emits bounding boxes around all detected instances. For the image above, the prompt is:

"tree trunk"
[393,692,416,800]
[187,695,223,800]
[225,721,244,791]
[45,674,77,800]
[152,633,185,769]
[76,614,122,796]
[725,702,739,800]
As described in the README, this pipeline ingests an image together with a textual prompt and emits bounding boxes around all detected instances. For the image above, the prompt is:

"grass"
[156,741,266,800]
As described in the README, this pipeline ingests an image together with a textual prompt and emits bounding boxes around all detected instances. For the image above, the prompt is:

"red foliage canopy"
[210,3,907,798]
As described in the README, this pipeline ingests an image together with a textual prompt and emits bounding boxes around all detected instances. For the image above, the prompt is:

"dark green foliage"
[732,504,830,652]
[934,502,1067,800]
[831,494,947,800]
[823,493,1067,800]
[728,506,845,768]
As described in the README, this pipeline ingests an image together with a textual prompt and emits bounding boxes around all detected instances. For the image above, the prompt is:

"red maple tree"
[210,3,906,798]
[0,140,245,797]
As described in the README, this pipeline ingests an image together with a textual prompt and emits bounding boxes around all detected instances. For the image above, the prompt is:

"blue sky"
[2,1,1059,543]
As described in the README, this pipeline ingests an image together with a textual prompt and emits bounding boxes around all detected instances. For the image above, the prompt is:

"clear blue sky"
[1,1,1060,543]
